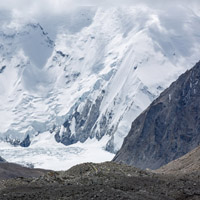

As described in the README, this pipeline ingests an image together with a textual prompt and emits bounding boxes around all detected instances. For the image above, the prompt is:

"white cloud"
[0,0,199,39]
[0,0,199,15]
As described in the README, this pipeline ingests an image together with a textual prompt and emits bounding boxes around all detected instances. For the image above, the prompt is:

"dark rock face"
[55,94,107,145]
[20,135,31,147]
[0,65,6,73]
[114,61,200,170]
[0,157,6,163]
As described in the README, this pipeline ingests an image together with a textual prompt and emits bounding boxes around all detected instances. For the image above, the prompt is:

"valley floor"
[0,162,200,200]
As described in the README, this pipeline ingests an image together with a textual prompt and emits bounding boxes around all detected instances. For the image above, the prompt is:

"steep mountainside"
[114,61,200,169]
[1,4,200,167]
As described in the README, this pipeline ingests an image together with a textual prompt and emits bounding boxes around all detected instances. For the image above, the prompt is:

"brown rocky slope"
[156,145,200,175]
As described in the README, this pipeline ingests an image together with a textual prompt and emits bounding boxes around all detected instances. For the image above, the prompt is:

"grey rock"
[56,94,105,145]
[0,65,6,73]
[0,157,6,163]
[20,135,31,147]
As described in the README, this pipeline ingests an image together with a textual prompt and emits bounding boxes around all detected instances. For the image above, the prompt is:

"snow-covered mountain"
[0,4,200,168]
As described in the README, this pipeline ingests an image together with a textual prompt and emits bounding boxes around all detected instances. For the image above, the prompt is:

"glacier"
[0,4,200,169]
[0,133,114,170]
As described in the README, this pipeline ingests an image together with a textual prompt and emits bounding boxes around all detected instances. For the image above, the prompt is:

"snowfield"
[0,133,114,170]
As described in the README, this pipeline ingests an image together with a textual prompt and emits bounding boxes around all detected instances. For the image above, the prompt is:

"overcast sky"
[0,0,199,39]
[0,0,199,16]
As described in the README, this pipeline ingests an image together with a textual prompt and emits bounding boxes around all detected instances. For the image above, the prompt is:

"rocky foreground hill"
[113,61,200,170]
[0,160,200,200]
[0,163,48,180]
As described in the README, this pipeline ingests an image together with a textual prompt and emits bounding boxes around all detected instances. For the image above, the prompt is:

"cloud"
[0,0,199,38]
[0,0,199,15]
